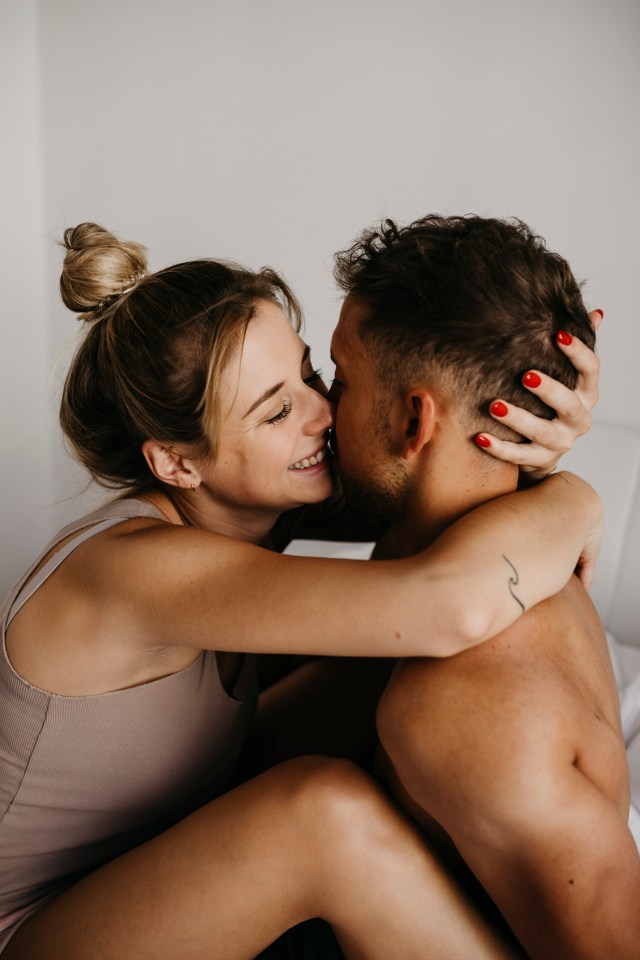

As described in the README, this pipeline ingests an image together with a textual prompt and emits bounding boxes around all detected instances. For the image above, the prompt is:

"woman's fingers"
[522,369,592,434]
[495,401,566,449]
[477,387,586,474]
[477,315,602,478]
[554,326,601,411]
[474,433,563,470]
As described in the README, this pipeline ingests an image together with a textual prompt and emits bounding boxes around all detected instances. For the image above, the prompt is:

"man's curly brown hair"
[334,215,595,438]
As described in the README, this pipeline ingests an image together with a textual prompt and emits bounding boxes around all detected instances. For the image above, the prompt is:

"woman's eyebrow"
[243,344,312,419]
[243,382,285,419]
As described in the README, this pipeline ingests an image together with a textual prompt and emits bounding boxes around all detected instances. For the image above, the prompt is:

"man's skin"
[329,295,640,960]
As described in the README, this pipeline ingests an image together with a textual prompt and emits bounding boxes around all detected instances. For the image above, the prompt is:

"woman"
[0,223,601,959]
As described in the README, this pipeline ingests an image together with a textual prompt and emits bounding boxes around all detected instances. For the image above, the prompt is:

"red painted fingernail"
[523,371,542,389]
[490,401,509,418]
[556,330,573,346]
[595,308,604,319]
[475,434,492,448]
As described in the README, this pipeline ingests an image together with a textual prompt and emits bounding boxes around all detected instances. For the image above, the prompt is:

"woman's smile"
[288,442,330,471]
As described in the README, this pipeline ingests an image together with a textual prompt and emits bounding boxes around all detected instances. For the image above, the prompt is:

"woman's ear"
[141,440,201,490]
[401,389,438,461]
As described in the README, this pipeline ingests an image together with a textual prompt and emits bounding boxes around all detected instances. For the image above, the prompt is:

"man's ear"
[401,389,438,461]
[141,440,201,490]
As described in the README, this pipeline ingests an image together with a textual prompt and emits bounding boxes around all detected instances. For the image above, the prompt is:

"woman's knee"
[282,755,380,824]
[281,756,408,862]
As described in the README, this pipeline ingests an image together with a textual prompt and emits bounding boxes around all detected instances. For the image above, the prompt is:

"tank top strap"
[3,499,165,630]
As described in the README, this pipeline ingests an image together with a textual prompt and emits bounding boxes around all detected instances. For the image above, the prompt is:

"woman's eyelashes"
[264,368,324,425]
[303,367,323,386]
[266,399,292,425]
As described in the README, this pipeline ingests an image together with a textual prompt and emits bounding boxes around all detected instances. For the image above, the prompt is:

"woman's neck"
[139,487,282,544]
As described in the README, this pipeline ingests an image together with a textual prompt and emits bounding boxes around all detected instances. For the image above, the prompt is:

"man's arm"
[450,744,640,959]
[377,657,640,960]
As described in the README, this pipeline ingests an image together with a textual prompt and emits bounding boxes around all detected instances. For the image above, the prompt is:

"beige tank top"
[0,498,257,920]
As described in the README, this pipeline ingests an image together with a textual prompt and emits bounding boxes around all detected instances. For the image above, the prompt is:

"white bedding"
[607,632,640,849]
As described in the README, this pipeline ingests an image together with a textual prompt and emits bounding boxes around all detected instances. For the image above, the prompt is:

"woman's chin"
[286,466,335,507]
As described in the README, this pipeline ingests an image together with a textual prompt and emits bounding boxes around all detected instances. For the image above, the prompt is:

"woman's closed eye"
[303,370,329,400]
[264,365,326,424]
[266,399,292,425]
[304,366,329,398]
[304,367,324,386]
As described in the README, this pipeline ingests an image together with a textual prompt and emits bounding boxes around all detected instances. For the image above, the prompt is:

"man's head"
[330,215,595,521]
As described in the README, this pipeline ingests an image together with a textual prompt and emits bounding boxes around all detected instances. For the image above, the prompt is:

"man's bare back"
[332,213,640,957]
[377,575,639,959]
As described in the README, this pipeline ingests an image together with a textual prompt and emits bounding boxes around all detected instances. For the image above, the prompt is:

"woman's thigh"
[4,755,524,960]
[2,757,395,960]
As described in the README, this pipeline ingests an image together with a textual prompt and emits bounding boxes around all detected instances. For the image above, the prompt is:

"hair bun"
[60,222,148,316]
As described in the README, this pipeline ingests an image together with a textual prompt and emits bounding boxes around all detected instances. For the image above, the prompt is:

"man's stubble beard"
[335,416,412,526]
[338,464,410,526]
[332,384,413,524]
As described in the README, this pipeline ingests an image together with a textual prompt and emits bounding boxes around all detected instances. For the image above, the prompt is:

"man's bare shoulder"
[382,575,621,792]
[377,581,638,960]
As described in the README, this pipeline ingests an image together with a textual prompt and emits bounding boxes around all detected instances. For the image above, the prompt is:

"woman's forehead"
[220,304,305,418]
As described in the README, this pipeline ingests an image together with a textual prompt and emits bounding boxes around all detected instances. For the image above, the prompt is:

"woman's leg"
[4,757,522,960]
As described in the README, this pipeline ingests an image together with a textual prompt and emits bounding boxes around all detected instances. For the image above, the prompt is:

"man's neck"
[383,434,519,558]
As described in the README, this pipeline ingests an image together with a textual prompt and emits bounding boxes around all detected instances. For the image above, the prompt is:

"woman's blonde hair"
[59,223,302,491]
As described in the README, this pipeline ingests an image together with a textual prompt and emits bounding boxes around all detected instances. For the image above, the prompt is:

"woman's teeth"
[289,449,326,470]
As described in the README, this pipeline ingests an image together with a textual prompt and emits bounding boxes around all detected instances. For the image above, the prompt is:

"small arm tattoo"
[502,554,525,613]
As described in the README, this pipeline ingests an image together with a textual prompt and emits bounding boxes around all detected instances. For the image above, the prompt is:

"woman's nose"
[304,385,334,435]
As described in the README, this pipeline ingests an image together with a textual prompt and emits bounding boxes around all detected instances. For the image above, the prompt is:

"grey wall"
[2,0,639,594]
[1,0,52,593]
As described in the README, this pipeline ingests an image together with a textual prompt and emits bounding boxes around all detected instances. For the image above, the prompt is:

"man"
[329,215,640,960]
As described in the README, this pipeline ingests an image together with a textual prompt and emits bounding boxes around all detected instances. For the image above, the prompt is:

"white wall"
[0,0,51,593]
[2,0,639,593]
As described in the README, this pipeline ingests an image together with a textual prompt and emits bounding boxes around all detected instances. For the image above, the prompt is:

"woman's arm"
[110,471,601,659]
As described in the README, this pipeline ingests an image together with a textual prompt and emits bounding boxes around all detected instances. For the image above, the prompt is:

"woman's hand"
[476,310,603,481]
